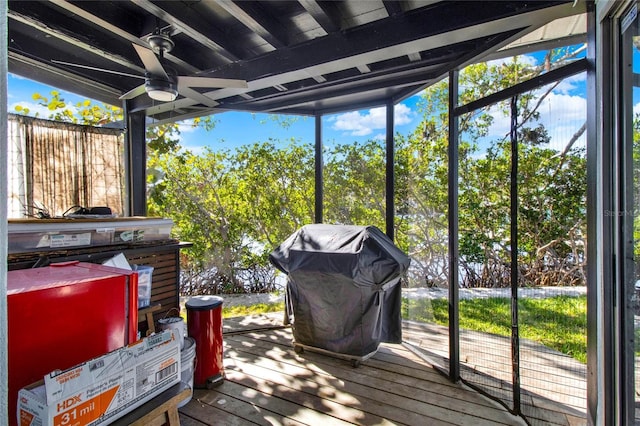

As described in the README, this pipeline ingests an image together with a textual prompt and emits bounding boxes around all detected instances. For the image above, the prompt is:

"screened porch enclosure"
[4,58,592,425]
[10,0,638,424]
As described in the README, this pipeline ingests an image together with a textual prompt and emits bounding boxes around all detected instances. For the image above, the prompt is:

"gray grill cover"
[270,224,411,357]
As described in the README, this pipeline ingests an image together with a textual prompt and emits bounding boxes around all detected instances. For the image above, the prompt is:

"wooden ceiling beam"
[216,0,289,49]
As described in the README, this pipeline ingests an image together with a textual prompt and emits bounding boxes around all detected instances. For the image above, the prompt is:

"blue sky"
[7,73,420,152]
[7,47,589,154]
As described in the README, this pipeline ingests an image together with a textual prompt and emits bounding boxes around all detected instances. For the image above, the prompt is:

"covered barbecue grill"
[270,224,410,365]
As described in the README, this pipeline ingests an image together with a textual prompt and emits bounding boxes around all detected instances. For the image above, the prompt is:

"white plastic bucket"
[178,337,196,408]
[158,317,185,350]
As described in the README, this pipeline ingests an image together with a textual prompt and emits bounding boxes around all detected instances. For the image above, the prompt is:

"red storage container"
[8,261,138,426]
[186,295,224,388]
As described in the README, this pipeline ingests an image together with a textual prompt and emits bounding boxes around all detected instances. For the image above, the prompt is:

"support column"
[448,70,460,381]
[1,2,9,421]
[509,96,521,415]
[124,103,147,216]
[314,114,323,223]
[386,100,395,240]
[589,2,611,424]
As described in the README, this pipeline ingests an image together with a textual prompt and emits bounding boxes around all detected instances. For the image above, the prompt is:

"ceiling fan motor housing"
[145,74,178,101]
[147,33,174,55]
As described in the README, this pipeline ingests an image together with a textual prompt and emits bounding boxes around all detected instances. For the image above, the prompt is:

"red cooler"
[8,261,138,426]
[186,295,224,388]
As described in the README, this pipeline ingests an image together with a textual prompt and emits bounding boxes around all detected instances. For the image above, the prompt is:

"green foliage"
[147,140,315,293]
[633,115,640,261]
[324,139,386,228]
[256,114,304,130]
[146,124,181,155]
[13,91,217,157]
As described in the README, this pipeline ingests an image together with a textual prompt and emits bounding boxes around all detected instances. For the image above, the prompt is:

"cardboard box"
[18,330,180,426]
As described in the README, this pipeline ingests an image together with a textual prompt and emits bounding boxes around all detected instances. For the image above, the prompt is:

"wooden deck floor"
[178,314,524,426]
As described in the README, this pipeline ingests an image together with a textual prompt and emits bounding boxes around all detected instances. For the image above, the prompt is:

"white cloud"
[394,104,413,125]
[537,93,586,151]
[555,72,586,94]
[331,104,414,136]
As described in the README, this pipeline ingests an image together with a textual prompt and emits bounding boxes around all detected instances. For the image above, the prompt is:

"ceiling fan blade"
[119,84,147,100]
[132,44,167,79]
[176,86,219,107]
[51,60,145,80]
[177,76,248,89]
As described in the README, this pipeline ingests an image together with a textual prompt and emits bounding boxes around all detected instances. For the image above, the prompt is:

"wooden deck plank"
[177,414,208,426]
[223,313,287,335]
[199,379,360,426]
[237,330,464,389]
[229,332,466,396]
[225,337,460,424]
[179,313,594,426]
[223,329,522,425]
[225,344,499,426]
[188,386,308,426]
[224,365,406,425]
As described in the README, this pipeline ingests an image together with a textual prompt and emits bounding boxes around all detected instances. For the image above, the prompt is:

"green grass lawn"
[403,295,588,364]
[222,302,285,318]
[180,301,286,322]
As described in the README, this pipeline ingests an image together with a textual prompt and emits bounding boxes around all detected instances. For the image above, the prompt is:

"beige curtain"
[8,114,125,218]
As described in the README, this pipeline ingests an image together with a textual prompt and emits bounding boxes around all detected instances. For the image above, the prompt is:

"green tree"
[398,48,587,288]
[147,140,315,294]
[15,91,123,125]
[324,139,386,229]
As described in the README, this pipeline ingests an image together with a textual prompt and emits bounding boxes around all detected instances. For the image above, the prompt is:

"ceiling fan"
[53,31,247,106]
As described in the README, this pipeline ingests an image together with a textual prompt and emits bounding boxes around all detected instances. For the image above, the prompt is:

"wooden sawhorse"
[138,303,162,336]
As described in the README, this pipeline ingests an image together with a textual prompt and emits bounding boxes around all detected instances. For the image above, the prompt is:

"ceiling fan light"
[147,88,178,102]
[145,78,178,102]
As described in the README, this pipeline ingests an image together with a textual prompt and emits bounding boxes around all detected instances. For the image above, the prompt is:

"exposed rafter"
[215,0,289,49]
[298,0,341,33]
[8,10,146,75]
[383,1,404,17]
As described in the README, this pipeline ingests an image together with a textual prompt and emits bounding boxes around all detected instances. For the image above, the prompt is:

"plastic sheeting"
[270,224,411,357]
